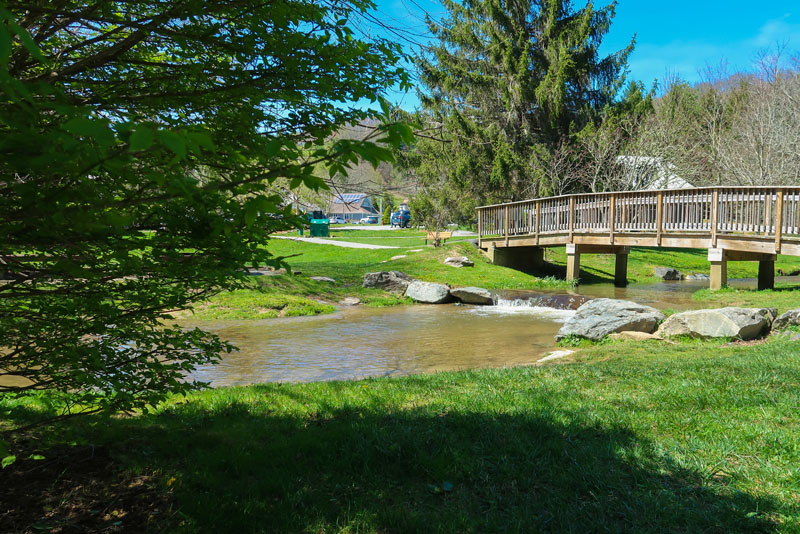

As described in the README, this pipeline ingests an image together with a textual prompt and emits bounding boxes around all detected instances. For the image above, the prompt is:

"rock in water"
[685,273,710,281]
[654,267,684,280]
[405,281,451,304]
[657,307,776,340]
[450,287,494,305]
[443,256,474,268]
[773,309,800,331]
[556,299,665,341]
[362,271,415,294]
[339,297,361,306]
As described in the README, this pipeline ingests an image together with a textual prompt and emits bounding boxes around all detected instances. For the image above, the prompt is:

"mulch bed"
[0,444,175,533]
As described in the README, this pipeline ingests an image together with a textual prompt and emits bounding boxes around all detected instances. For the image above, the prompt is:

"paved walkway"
[272,236,400,249]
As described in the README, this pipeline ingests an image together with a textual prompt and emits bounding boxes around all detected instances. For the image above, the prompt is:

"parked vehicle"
[359,215,379,224]
[329,216,346,224]
[390,209,411,228]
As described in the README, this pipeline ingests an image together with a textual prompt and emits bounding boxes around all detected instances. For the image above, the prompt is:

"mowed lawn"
[3,336,800,533]
[187,235,800,319]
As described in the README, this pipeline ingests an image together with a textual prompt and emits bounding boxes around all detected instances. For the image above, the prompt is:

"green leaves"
[158,130,187,159]
[129,126,155,152]
[0,0,409,428]
[0,8,46,66]
[63,117,115,147]
[0,440,14,469]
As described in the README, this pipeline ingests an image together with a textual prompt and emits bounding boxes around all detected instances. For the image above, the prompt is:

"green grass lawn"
[189,240,571,319]
[188,236,800,320]
[692,284,800,313]
[3,336,800,532]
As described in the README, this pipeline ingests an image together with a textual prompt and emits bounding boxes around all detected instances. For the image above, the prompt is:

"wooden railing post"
[656,191,664,246]
[477,208,482,249]
[609,194,616,245]
[711,189,719,248]
[504,205,509,247]
[535,200,541,245]
[775,189,784,254]
[568,195,575,242]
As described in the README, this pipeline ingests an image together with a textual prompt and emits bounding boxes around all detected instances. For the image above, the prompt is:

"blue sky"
[368,0,800,109]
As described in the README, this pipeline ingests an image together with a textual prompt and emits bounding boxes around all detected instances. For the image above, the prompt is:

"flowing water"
[185,277,799,386]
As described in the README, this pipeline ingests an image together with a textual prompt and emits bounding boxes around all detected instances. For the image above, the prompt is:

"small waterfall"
[494,291,592,311]
[466,295,578,322]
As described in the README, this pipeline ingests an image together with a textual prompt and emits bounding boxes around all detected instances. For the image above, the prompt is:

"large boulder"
[450,287,494,305]
[405,281,452,304]
[771,309,800,331]
[657,307,776,340]
[362,271,415,294]
[556,299,665,341]
[655,267,684,280]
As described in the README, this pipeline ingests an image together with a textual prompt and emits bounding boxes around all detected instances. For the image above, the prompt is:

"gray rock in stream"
[405,281,452,304]
[655,267,684,280]
[362,271,415,294]
[556,299,665,341]
[657,307,776,340]
[450,287,494,305]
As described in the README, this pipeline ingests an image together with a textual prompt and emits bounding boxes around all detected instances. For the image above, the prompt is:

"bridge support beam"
[487,243,543,271]
[566,244,629,286]
[708,249,776,290]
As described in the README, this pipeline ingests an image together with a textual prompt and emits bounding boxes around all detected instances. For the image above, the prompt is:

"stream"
[185,277,798,387]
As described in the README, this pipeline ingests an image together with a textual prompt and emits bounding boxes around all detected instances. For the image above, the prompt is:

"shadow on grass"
[526,261,617,286]
[2,393,784,534]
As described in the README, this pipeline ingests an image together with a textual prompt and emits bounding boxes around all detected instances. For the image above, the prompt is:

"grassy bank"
[188,233,800,320]
[189,239,569,319]
[3,336,799,532]
[692,284,800,313]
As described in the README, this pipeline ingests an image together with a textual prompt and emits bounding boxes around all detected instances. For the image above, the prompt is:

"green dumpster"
[309,210,329,237]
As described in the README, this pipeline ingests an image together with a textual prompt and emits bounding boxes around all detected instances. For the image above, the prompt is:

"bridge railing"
[477,186,800,244]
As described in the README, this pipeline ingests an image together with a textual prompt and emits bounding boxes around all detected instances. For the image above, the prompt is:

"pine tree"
[413,0,634,220]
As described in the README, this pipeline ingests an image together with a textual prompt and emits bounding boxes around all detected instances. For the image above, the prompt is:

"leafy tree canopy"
[0,0,412,424]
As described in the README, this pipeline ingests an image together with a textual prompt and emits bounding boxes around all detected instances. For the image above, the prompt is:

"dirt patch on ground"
[0,444,175,533]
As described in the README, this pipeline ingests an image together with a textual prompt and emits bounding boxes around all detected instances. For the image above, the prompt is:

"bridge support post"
[614,249,629,288]
[566,244,580,283]
[708,248,727,290]
[758,260,775,290]
[708,249,776,291]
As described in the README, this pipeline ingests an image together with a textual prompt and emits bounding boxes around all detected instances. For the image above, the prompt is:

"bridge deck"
[477,186,800,289]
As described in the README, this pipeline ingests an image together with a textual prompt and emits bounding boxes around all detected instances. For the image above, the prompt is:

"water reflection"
[186,304,571,387]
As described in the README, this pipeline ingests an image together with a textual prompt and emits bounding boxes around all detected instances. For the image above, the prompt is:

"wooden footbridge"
[477,186,800,290]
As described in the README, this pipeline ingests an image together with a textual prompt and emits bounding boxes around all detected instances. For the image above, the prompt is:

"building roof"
[616,156,694,190]
[332,193,369,204]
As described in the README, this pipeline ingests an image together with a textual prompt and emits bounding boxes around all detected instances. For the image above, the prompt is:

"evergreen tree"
[412,0,634,221]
